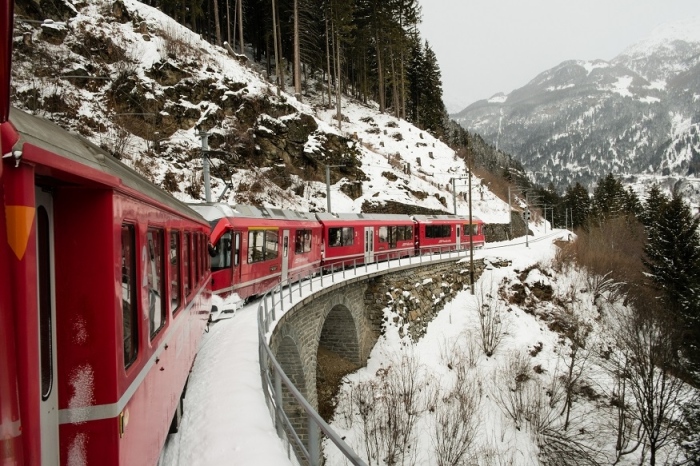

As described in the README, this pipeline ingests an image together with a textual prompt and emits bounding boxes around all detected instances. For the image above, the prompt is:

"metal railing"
[257,245,476,465]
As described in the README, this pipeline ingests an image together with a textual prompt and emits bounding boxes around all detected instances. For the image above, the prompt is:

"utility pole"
[451,175,470,215]
[525,206,530,248]
[508,186,512,239]
[524,192,530,248]
[198,129,211,202]
[467,157,474,295]
[325,164,344,213]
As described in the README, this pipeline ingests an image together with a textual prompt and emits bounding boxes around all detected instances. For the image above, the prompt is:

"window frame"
[146,228,166,340]
[121,223,138,368]
[169,230,181,314]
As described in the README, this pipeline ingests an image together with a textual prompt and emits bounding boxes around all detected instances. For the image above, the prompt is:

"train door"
[35,188,59,465]
[281,229,290,283]
[364,227,374,263]
[456,225,461,250]
[232,231,242,286]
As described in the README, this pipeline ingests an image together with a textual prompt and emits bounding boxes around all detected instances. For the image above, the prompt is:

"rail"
[256,244,478,465]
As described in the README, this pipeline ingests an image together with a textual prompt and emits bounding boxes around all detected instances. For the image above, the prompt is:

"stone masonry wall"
[364,258,487,341]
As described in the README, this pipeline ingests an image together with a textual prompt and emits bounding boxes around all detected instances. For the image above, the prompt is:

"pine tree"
[591,173,629,221]
[640,184,668,228]
[563,182,590,230]
[643,188,700,369]
[419,42,446,136]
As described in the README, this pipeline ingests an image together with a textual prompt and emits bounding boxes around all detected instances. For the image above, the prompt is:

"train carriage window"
[463,223,479,235]
[295,229,312,254]
[211,232,232,271]
[378,226,388,243]
[170,231,181,313]
[200,233,206,278]
[401,226,413,240]
[183,232,191,297]
[425,224,451,238]
[248,229,279,263]
[147,228,166,339]
[389,226,398,247]
[329,227,354,247]
[205,233,210,271]
[37,207,53,399]
[201,233,207,277]
[121,224,138,368]
[193,233,200,282]
[233,232,241,266]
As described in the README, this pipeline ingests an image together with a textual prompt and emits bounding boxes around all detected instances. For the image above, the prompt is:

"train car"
[316,213,416,267]
[413,214,485,254]
[0,108,212,466]
[191,203,323,299]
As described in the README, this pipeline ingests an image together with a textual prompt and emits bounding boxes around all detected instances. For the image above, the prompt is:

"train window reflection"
[248,229,279,263]
[295,229,312,254]
[329,227,354,247]
[147,228,166,339]
[425,225,451,238]
[170,231,181,313]
[121,224,138,368]
[211,232,232,271]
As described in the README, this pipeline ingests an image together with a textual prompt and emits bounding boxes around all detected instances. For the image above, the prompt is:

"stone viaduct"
[267,256,489,444]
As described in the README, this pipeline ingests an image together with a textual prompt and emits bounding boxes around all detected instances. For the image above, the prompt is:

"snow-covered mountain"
[452,17,700,193]
[10,0,511,223]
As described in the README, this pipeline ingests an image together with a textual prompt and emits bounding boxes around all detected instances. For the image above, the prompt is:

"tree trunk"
[335,28,342,131]
[272,0,282,93]
[293,0,301,100]
[375,32,385,113]
[390,47,399,118]
[400,46,406,120]
[226,0,232,46]
[325,17,332,108]
[276,1,284,90]
[237,0,244,55]
[213,0,222,46]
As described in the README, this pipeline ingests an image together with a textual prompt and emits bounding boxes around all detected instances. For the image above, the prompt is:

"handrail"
[256,244,478,465]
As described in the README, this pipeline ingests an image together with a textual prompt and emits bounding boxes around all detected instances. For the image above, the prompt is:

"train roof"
[412,214,482,223]
[9,107,207,223]
[315,212,414,222]
[190,202,319,223]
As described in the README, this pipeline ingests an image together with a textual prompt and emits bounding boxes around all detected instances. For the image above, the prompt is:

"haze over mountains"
[452,17,700,194]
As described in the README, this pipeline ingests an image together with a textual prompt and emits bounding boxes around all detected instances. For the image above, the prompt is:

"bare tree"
[430,363,482,465]
[607,303,694,465]
[475,276,505,357]
[559,311,592,431]
[349,352,430,466]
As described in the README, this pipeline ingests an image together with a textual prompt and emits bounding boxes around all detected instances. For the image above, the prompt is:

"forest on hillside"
[134,0,449,136]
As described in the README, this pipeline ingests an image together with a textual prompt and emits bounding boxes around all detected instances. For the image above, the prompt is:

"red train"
[0,110,212,464]
[192,204,485,300]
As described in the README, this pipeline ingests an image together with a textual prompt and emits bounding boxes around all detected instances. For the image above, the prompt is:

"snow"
[11,1,697,463]
[488,94,508,104]
[610,76,633,98]
[158,230,560,465]
[582,60,610,75]
[619,16,700,58]
[160,222,697,465]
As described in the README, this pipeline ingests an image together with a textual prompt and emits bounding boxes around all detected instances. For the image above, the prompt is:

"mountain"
[452,17,700,193]
[9,0,511,223]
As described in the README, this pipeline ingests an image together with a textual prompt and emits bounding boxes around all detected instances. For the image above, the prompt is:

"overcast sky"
[418,0,699,113]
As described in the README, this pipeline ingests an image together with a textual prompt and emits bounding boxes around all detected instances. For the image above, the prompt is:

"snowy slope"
[10,0,510,224]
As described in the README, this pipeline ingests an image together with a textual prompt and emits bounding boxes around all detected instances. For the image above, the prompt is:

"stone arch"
[319,303,361,364]
[275,333,308,445]
[316,303,362,421]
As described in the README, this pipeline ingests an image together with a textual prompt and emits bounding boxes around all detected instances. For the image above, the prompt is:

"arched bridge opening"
[317,304,362,421]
